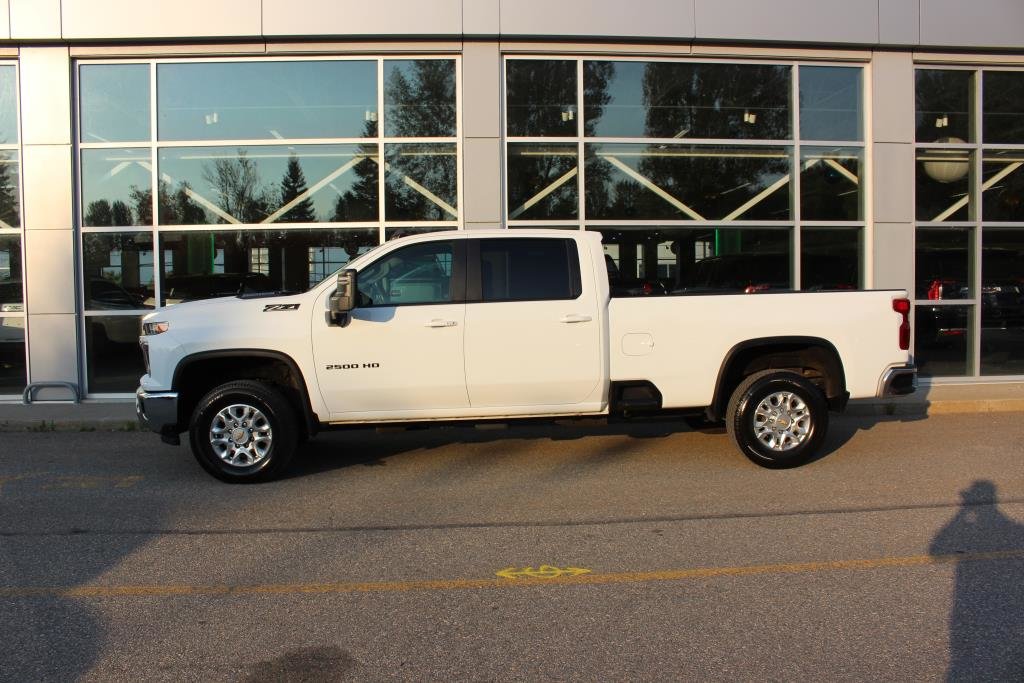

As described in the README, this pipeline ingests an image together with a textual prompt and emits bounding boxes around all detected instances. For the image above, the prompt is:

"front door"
[312,238,468,418]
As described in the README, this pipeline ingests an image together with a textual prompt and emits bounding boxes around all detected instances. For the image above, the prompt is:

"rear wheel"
[189,380,298,483]
[726,370,828,468]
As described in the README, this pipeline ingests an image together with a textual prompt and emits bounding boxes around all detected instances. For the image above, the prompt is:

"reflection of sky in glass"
[80,64,150,143]
[586,61,646,137]
[384,60,456,137]
[159,145,377,223]
[81,148,152,226]
[158,62,377,141]
[800,67,862,141]
[0,67,17,145]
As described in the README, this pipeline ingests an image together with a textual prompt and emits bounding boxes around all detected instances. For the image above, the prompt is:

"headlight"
[142,321,170,336]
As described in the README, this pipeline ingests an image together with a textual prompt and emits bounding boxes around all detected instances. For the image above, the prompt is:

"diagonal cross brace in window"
[932,161,1022,222]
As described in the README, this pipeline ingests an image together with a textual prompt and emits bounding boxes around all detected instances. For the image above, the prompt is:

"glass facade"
[506,58,864,296]
[77,57,460,392]
[0,64,22,395]
[914,67,1024,377]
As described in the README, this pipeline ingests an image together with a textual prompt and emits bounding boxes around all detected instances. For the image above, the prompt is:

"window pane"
[983,71,1024,144]
[384,60,456,137]
[86,315,145,392]
[157,61,377,141]
[82,232,155,311]
[982,149,1024,221]
[80,64,150,143]
[584,61,790,139]
[158,145,379,225]
[384,143,457,221]
[916,148,971,221]
[357,240,453,306]
[479,238,580,301]
[915,69,973,143]
[981,229,1024,375]
[506,60,577,137]
[591,226,790,295]
[801,229,860,290]
[0,151,18,228]
[800,146,862,220]
[0,316,25,393]
[385,226,455,241]
[0,65,18,144]
[915,305,972,376]
[159,228,377,304]
[585,144,791,221]
[82,148,151,227]
[800,66,862,141]
[0,233,22,308]
[916,227,973,300]
[507,143,578,220]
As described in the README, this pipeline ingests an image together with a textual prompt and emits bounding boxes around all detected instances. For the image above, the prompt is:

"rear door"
[463,236,602,409]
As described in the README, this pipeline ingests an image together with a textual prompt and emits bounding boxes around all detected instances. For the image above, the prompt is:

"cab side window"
[357,241,454,306]
[478,238,582,302]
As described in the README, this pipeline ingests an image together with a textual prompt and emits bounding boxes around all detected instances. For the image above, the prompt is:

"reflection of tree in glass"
[278,154,316,223]
[385,61,455,137]
[0,155,19,228]
[84,199,132,227]
[134,182,206,226]
[332,121,379,222]
[505,60,577,137]
[202,150,274,224]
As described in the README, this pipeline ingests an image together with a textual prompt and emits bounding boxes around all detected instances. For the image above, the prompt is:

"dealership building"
[0,0,1021,403]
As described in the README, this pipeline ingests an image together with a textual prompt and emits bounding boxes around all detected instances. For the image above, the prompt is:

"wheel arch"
[172,349,318,438]
[707,336,847,422]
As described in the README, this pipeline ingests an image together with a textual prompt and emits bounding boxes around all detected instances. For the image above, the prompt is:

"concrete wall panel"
[872,223,914,293]
[500,0,694,40]
[695,0,878,45]
[24,229,75,315]
[19,48,70,146]
[26,313,79,392]
[462,43,500,139]
[61,0,261,40]
[879,0,919,46]
[464,0,499,36]
[10,0,60,39]
[21,145,72,230]
[873,143,914,223]
[920,0,1024,49]
[263,0,462,37]
[462,138,501,224]
[872,51,915,144]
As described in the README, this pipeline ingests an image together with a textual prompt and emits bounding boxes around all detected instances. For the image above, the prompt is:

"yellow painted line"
[2,550,1023,599]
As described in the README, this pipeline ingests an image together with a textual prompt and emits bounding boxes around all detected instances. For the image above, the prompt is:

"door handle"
[559,314,592,324]
[425,319,458,328]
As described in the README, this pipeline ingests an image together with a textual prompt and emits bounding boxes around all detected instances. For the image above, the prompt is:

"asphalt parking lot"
[1,411,1023,681]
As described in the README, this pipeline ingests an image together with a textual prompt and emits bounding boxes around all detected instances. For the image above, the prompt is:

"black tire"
[189,380,298,483]
[725,370,828,469]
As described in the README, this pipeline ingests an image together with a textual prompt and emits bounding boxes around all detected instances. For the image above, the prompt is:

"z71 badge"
[263,303,300,312]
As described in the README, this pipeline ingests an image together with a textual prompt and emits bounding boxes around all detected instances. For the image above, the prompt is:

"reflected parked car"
[148,272,277,306]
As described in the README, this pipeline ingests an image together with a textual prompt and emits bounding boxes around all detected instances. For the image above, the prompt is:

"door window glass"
[357,241,453,306]
[478,238,581,302]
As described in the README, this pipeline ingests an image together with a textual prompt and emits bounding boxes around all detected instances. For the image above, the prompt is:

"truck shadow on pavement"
[930,480,1024,681]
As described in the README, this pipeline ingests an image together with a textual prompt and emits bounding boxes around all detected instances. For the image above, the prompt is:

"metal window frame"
[0,59,27,397]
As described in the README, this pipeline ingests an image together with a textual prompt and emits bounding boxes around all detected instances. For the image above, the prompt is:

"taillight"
[893,298,911,350]
[927,280,942,300]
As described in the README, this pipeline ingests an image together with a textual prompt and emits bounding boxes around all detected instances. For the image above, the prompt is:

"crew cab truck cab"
[136,230,916,483]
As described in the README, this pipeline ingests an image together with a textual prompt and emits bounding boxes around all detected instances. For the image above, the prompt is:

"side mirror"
[328,269,357,326]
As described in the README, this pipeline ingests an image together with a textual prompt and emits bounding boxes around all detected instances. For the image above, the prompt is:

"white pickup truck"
[136,229,916,482]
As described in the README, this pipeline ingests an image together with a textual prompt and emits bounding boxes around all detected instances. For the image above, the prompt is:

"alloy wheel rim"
[752,391,811,452]
[209,403,273,467]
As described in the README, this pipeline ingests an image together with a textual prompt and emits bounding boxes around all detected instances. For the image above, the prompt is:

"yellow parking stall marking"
[2,549,1023,599]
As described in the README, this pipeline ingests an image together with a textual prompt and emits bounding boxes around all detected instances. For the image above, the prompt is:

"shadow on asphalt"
[280,412,930,479]
[930,480,1024,680]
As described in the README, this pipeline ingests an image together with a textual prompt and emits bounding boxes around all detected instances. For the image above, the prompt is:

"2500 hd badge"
[325,363,380,370]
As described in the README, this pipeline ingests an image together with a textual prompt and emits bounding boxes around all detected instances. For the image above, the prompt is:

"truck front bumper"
[877,364,917,397]
[136,387,180,437]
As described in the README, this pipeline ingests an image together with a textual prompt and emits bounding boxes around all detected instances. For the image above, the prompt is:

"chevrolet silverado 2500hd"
[136,230,916,482]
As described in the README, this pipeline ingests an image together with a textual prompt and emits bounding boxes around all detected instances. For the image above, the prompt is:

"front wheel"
[726,370,829,469]
[189,380,298,483]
